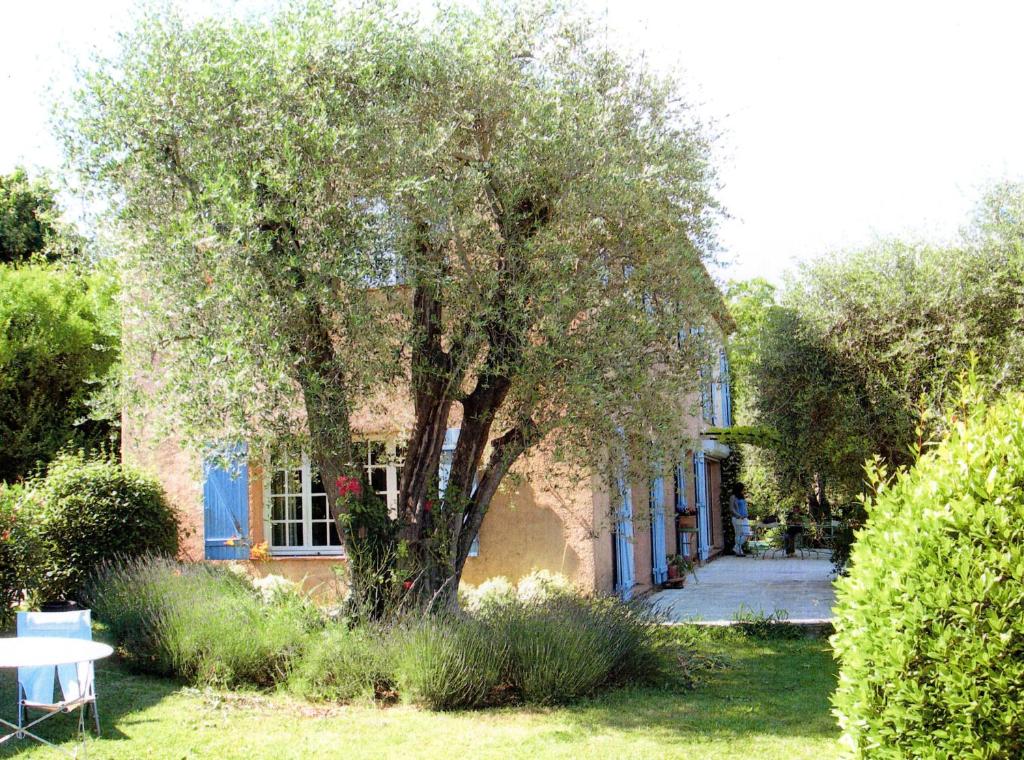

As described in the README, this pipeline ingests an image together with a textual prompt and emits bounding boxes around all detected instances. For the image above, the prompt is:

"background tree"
[0,263,120,482]
[66,0,722,610]
[0,167,69,263]
[729,183,1024,518]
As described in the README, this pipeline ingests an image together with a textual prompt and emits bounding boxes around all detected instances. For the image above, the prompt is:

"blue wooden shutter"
[203,445,250,560]
[614,476,635,600]
[650,475,668,584]
[440,429,480,557]
[720,350,733,427]
[693,452,710,561]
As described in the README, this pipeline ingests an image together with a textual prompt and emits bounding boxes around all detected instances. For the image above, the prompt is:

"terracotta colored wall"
[122,411,205,562]
[461,451,605,594]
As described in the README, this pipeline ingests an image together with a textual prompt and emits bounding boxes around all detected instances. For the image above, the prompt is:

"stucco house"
[123,301,734,602]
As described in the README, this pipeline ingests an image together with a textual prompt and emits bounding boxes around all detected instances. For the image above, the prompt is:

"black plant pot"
[39,600,82,613]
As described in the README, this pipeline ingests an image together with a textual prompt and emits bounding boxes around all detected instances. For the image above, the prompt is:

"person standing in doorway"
[730,482,750,556]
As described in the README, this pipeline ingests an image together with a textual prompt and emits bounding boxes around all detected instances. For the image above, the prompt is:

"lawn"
[0,631,839,759]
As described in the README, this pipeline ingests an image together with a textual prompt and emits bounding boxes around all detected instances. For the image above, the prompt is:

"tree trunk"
[807,472,831,522]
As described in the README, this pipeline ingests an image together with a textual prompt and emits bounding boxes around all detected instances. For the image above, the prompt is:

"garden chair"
[796,521,834,559]
[16,610,102,745]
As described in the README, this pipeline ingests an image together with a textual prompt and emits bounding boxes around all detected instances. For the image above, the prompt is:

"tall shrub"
[0,484,42,626]
[34,452,179,600]
[832,391,1024,758]
[0,263,119,482]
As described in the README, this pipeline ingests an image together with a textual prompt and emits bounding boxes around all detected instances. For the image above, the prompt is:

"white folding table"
[0,636,113,756]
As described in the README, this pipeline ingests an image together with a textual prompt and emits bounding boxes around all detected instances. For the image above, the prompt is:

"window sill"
[267,553,346,561]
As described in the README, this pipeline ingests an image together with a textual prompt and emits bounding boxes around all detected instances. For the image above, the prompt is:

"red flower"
[335,475,362,498]
[423,499,433,513]
[402,580,413,591]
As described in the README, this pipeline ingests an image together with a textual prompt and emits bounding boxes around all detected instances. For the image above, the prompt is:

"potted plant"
[665,554,695,587]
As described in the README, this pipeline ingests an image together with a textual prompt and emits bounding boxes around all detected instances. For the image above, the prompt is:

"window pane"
[271,497,285,522]
[393,444,406,465]
[288,496,303,520]
[287,522,303,546]
[329,521,341,546]
[368,441,385,464]
[312,495,327,520]
[310,468,325,494]
[370,466,387,494]
[271,469,285,494]
[312,522,327,547]
[272,523,285,547]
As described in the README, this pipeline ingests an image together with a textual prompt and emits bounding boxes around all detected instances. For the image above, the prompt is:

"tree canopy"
[66,0,724,608]
[729,183,1024,510]
[0,263,120,482]
[0,168,61,264]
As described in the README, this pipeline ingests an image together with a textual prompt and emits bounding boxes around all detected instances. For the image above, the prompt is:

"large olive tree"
[66,0,722,610]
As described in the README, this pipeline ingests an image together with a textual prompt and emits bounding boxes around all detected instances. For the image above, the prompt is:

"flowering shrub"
[252,574,300,604]
[461,570,574,613]
[84,556,320,687]
[335,475,362,499]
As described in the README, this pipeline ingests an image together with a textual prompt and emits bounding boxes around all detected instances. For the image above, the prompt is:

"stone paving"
[650,555,837,623]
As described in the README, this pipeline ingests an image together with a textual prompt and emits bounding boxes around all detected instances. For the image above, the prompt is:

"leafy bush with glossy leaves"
[0,484,42,626]
[832,391,1024,759]
[33,452,180,600]
[0,263,119,482]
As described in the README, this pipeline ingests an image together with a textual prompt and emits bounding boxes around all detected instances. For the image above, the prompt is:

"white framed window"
[265,453,342,556]
[354,440,405,518]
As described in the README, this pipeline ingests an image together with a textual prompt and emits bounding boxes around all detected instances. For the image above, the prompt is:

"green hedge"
[34,452,180,601]
[832,393,1024,759]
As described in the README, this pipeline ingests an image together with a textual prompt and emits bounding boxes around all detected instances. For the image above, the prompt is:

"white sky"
[3,0,1024,283]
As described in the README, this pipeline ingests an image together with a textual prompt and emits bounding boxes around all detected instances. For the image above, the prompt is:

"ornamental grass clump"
[290,624,395,703]
[832,390,1024,759]
[85,556,318,688]
[392,615,504,710]
[490,595,683,704]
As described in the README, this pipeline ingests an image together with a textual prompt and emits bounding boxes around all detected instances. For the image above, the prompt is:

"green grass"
[0,630,840,759]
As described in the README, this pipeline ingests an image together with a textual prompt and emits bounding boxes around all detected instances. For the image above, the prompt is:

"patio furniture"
[748,521,787,558]
[795,520,838,559]
[0,611,112,758]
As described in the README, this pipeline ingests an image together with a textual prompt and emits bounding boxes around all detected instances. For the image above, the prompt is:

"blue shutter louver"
[650,474,668,585]
[203,444,250,560]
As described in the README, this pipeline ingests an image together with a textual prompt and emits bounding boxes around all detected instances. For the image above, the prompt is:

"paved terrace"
[650,555,836,624]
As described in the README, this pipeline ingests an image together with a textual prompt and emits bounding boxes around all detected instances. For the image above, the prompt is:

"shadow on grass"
[492,635,839,746]
[0,655,180,758]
